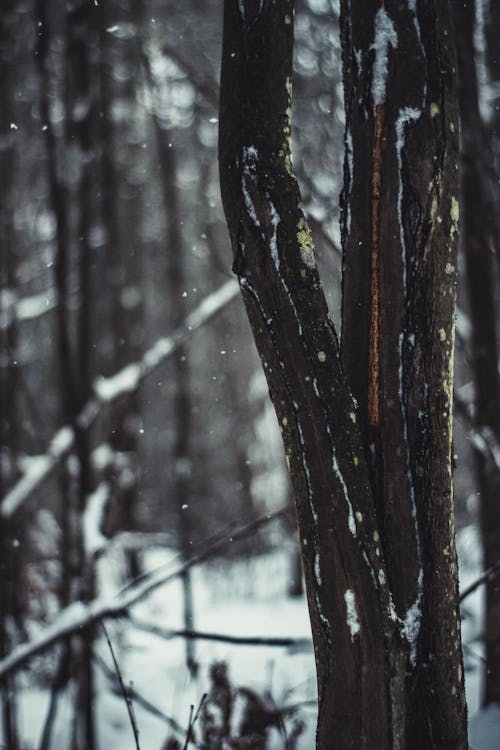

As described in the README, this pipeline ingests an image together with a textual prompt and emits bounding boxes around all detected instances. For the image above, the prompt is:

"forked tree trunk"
[219,1,467,747]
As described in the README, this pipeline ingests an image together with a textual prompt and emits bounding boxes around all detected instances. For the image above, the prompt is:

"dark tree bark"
[340,2,467,745]
[453,0,500,707]
[66,5,97,746]
[219,1,467,747]
[36,3,97,747]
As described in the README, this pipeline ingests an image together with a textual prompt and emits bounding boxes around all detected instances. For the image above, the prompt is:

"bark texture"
[339,2,467,746]
[219,1,467,747]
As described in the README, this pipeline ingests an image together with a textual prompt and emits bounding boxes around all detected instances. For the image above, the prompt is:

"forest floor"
[6,523,500,750]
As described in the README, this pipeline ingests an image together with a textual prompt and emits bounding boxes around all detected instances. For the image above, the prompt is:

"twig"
[459,559,500,602]
[182,693,207,750]
[183,705,195,750]
[101,622,141,750]
[129,617,312,650]
[94,654,189,739]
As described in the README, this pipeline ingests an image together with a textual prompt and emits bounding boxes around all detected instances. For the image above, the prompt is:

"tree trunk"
[453,0,500,707]
[99,0,143,579]
[141,42,196,674]
[219,1,467,747]
[0,6,20,745]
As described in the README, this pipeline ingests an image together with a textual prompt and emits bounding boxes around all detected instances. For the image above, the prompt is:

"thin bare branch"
[101,623,141,750]
[94,654,189,739]
[459,560,500,603]
[129,617,312,650]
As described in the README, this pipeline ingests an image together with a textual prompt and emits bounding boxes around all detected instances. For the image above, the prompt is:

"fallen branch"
[129,617,312,650]
[0,505,289,678]
[1,279,239,520]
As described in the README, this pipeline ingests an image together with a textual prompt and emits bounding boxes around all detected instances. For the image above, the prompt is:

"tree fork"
[219,0,467,747]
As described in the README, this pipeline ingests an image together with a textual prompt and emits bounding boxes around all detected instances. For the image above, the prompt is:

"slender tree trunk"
[219,1,467,747]
[99,0,142,579]
[453,0,500,707]
[0,9,20,744]
[66,5,97,746]
[141,43,196,673]
[35,8,76,748]
[161,140,196,675]
[36,3,96,747]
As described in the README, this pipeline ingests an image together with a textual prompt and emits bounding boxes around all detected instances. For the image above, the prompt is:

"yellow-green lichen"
[297,217,316,269]
[430,102,440,118]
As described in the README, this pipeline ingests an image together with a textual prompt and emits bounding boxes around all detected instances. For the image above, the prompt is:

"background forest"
[0,0,498,748]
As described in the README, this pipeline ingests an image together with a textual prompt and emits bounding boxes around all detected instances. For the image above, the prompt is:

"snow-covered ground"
[6,524,500,749]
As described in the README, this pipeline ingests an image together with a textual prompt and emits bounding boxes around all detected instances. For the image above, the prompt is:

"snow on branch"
[93,278,238,402]
[0,279,239,520]
[0,288,57,329]
[1,427,74,519]
[0,504,289,679]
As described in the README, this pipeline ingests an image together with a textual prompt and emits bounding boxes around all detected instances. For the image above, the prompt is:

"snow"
[83,483,109,559]
[0,289,56,329]
[1,522,499,748]
[394,106,424,666]
[370,9,398,105]
[95,363,141,402]
[17,290,56,320]
[402,588,422,668]
[7,550,316,749]
[344,589,360,639]
[1,427,74,520]
[469,703,500,750]
[345,128,353,234]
